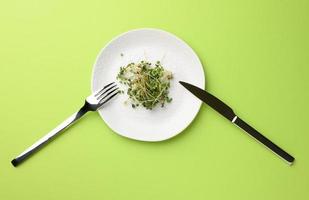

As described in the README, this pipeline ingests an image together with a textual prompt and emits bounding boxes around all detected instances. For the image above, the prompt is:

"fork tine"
[99,87,119,101]
[96,84,117,100]
[99,88,119,105]
[94,82,115,97]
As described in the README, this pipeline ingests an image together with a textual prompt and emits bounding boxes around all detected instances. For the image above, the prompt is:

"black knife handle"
[234,117,295,164]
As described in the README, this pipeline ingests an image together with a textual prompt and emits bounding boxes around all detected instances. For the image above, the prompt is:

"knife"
[179,81,294,165]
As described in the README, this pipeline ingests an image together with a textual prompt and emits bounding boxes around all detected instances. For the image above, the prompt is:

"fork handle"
[11,106,89,167]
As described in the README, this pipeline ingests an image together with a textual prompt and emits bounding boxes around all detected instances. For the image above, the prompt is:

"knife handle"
[233,116,295,164]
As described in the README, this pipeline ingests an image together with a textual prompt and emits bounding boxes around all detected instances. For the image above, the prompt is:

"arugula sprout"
[116,60,173,110]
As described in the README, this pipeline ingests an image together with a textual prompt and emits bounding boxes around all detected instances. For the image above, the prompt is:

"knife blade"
[179,81,295,165]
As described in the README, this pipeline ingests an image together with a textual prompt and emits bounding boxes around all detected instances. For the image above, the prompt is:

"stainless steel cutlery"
[11,82,119,167]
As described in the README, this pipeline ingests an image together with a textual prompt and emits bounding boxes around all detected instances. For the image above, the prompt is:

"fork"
[11,82,119,167]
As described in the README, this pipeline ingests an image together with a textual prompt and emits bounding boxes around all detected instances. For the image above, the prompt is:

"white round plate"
[92,28,205,141]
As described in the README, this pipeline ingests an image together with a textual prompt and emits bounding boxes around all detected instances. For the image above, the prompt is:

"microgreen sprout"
[116,60,173,110]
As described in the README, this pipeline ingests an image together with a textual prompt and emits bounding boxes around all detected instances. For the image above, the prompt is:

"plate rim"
[91,28,205,142]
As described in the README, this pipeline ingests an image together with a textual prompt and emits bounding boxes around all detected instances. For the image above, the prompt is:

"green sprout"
[116,60,173,110]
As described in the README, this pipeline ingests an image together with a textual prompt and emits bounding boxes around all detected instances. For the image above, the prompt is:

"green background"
[1,0,309,199]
